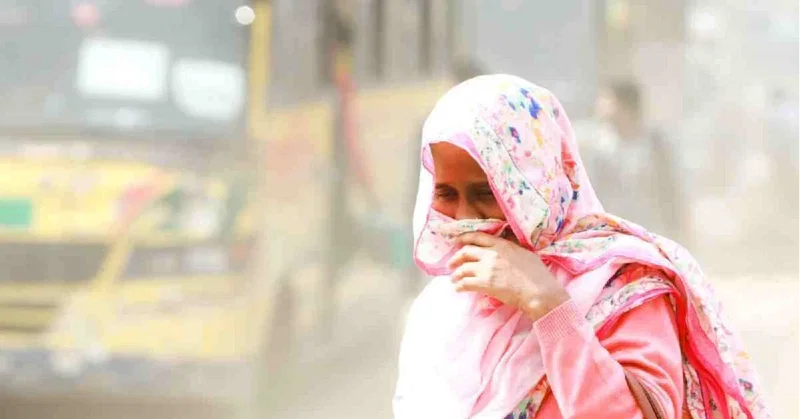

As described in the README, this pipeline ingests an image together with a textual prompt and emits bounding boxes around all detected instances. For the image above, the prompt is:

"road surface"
[4,259,797,418]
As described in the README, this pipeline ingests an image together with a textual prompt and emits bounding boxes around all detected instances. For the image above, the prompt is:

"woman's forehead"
[431,142,469,158]
[430,143,486,179]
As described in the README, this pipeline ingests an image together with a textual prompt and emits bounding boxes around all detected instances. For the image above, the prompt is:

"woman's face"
[430,142,506,221]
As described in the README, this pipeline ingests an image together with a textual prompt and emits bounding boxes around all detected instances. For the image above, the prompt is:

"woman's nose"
[455,200,482,220]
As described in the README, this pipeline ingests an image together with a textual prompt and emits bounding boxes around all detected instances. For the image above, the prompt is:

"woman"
[394,75,769,418]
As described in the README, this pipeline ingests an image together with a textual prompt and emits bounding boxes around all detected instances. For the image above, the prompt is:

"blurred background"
[0,0,796,418]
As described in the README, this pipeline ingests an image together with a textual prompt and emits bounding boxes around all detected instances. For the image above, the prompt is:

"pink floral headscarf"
[395,75,769,419]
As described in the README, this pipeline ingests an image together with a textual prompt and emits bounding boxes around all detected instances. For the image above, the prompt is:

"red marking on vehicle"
[116,175,169,231]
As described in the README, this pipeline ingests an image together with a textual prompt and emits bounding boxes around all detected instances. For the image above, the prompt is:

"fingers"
[450,261,491,295]
[456,231,499,248]
[447,245,486,269]
[450,262,479,282]
[453,276,487,293]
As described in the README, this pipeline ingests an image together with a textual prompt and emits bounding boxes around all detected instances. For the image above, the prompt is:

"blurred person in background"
[578,80,686,243]
[394,74,768,418]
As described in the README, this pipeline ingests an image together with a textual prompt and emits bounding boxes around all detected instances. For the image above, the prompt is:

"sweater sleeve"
[533,295,683,418]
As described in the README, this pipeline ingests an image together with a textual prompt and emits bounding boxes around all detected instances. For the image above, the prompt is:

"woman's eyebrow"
[467,181,492,190]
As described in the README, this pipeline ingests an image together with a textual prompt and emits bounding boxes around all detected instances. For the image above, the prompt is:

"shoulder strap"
[624,370,667,419]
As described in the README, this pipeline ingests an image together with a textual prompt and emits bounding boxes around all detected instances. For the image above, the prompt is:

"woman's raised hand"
[447,232,570,321]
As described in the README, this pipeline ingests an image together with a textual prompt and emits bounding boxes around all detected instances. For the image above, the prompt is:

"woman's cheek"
[432,200,457,219]
[482,202,507,221]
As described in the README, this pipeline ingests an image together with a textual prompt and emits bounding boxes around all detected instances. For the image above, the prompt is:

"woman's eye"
[435,190,457,201]
[475,189,496,201]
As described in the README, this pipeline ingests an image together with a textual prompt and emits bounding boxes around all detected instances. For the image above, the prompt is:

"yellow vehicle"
[0,0,262,406]
[0,0,457,413]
